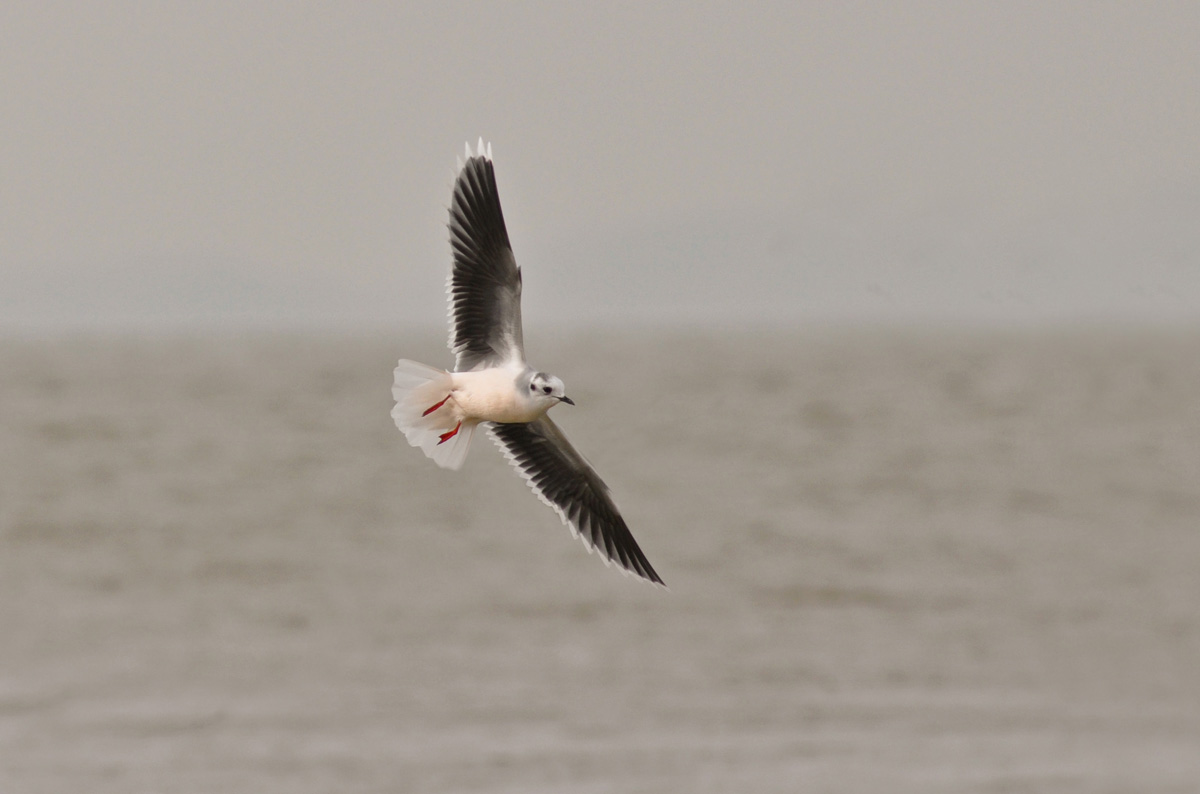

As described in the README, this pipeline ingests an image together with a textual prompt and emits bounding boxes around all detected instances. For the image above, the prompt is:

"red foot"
[423,395,451,416]
[437,421,462,445]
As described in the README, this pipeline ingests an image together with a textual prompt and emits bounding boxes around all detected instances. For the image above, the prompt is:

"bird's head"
[528,371,574,407]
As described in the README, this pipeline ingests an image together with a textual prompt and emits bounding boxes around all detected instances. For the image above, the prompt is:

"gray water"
[2,328,1198,792]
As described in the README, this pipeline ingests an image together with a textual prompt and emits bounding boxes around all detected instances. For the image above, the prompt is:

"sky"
[2,2,1198,331]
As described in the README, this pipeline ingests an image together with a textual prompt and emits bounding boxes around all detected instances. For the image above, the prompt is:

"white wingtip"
[462,138,493,162]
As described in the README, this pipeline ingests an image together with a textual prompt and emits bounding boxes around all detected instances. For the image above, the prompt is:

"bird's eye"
[542,386,551,394]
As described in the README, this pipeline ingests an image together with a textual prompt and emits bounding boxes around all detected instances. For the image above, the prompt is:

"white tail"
[391,359,477,470]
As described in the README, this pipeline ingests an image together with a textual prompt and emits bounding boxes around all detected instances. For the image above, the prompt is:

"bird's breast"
[451,368,543,423]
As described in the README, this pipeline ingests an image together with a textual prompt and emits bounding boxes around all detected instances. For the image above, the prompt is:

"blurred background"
[2,3,1198,792]
[3,1,1198,331]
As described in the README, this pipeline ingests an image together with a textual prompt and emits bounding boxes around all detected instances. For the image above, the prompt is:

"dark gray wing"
[488,417,664,586]
[447,145,524,372]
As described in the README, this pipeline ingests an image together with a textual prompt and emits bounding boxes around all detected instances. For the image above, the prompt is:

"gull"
[391,140,663,586]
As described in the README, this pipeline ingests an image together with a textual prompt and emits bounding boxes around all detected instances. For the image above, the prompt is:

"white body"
[391,359,561,471]
[448,366,546,424]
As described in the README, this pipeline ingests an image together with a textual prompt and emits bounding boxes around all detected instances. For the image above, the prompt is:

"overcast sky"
[2,2,1197,331]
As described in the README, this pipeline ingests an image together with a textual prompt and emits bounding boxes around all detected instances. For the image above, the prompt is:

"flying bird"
[392,140,663,586]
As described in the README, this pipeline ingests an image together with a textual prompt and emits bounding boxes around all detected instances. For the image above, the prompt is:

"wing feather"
[447,145,524,371]
[487,417,664,586]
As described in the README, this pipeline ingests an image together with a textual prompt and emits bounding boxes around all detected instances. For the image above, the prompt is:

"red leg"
[423,395,451,416]
[437,421,462,445]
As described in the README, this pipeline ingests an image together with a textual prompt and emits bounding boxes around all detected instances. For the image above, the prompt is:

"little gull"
[392,140,664,586]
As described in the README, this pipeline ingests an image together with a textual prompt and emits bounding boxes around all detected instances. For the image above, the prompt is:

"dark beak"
[559,395,575,406]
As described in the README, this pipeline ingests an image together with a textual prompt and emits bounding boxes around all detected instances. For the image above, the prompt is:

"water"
[2,328,1198,792]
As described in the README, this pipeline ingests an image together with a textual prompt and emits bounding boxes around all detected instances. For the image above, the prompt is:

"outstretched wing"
[447,141,524,372]
[487,417,664,586]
